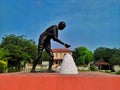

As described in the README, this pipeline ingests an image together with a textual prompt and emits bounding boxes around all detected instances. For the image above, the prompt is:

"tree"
[109,54,120,65]
[94,47,120,65]
[73,46,94,66]
[94,47,112,62]
[0,34,37,71]
[109,48,120,65]
[0,48,8,73]
[38,50,50,64]
[0,60,7,73]
[0,48,9,61]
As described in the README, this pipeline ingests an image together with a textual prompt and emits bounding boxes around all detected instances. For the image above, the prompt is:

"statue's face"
[58,24,66,30]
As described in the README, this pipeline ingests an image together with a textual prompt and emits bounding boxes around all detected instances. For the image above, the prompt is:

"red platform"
[0,72,120,90]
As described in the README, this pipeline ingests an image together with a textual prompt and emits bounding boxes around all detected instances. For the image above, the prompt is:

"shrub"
[7,67,18,72]
[90,65,96,71]
[115,71,120,75]
[0,60,7,73]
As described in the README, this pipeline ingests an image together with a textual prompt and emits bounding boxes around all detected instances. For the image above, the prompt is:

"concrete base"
[0,72,120,90]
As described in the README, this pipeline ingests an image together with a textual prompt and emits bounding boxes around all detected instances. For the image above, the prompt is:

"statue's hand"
[64,44,70,48]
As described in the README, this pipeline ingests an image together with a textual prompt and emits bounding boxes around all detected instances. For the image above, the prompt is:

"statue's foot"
[30,69,36,73]
[47,69,56,73]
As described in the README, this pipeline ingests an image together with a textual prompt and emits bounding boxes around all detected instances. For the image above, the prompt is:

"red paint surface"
[0,72,120,90]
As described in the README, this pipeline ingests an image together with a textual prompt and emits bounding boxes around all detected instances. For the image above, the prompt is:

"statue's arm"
[53,37,70,48]
[53,37,64,45]
[52,27,70,48]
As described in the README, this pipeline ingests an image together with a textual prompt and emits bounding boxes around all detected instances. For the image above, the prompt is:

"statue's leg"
[30,44,43,72]
[45,47,54,72]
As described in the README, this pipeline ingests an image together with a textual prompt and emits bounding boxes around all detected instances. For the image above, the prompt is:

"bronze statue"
[30,21,70,72]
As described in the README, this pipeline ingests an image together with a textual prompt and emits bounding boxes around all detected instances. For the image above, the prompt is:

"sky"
[0,0,120,51]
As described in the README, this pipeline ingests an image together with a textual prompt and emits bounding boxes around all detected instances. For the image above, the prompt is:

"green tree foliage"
[0,48,8,73]
[94,47,120,65]
[0,60,7,73]
[0,48,9,61]
[109,48,120,65]
[0,34,37,71]
[73,46,94,66]
[38,50,50,64]
[94,47,112,62]
[109,54,120,65]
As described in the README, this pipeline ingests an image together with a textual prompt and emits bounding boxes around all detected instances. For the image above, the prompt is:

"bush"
[0,60,7,73]
[7,67,20,72]
[115,71,120,75]
[105,70,111,73]
[8,67,18,72]
[90,65,96,71]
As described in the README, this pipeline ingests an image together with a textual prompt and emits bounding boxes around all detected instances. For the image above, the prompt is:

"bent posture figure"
[31,21,70,72]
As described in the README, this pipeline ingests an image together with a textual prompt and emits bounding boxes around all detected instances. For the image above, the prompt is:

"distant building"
[95,60,110,70]
[52,48,72,64]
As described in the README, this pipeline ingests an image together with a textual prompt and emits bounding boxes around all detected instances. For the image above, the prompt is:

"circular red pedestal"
[0,72,120,90]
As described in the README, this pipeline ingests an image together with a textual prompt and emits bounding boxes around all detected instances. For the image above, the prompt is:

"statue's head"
[58,21,66,30]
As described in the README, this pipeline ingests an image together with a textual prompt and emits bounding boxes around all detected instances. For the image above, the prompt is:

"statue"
[30,21,70,72]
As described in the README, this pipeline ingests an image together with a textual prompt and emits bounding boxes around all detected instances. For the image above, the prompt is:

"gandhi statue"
[30,21,70,72]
